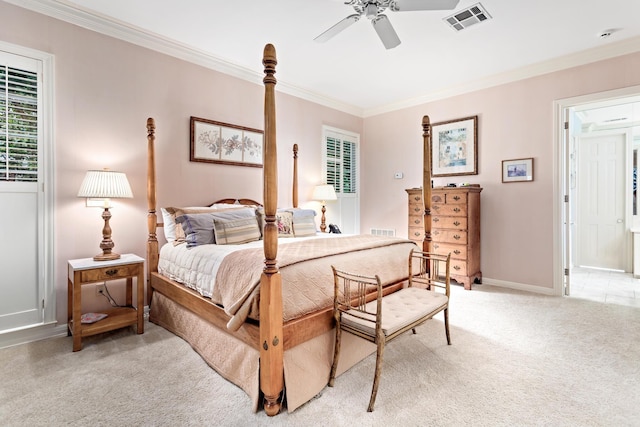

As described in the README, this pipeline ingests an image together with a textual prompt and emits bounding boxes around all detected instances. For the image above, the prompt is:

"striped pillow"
[213,216,261,245]
[293,215,317,237]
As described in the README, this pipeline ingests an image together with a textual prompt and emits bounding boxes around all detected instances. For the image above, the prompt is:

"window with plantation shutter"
[322,126,360,234]
[0,65,38,182]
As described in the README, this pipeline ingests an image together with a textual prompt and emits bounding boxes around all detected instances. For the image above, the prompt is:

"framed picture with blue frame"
[430,115,478,177]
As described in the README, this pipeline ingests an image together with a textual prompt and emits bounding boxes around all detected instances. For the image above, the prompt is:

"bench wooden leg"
[329,319,342,387]
[368,336,385,412]
[444,308,451,345]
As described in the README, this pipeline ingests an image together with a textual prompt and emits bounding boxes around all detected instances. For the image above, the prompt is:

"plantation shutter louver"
[0,65,38,182]
[324,132,357,195]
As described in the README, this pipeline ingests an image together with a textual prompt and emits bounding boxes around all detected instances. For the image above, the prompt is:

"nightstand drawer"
[80,264,138,282]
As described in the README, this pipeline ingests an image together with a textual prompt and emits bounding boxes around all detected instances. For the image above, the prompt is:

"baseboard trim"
[0,322,68,350]
[481,277,557,296]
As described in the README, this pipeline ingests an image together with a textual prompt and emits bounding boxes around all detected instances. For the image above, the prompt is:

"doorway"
[555,86,640,297]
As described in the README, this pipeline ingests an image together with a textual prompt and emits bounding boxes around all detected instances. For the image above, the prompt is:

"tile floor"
[570,266,640,308]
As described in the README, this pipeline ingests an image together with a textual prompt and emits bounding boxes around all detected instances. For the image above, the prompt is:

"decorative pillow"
[293,215,317,237]
[213,216,261,245]
[165,206,253,243]
[285,208,317,218]
[161,207,177,242]
[275,211,294,237]
[175,213,217,248]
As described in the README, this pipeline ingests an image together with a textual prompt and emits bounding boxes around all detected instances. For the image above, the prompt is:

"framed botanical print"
[190,116,263,168]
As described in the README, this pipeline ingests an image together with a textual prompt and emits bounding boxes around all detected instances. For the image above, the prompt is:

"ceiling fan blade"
[392,0,460,11]
[371,15,401,49]
[314,14,361,43]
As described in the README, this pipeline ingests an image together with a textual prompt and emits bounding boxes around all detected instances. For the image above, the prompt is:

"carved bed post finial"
[293,144,298,208]
[146,117,158,306]
[422,115,433,254]
[260,43,284,417]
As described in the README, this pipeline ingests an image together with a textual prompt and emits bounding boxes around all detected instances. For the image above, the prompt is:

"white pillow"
[161,207,176,242]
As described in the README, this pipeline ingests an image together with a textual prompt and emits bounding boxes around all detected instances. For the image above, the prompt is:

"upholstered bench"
[329,250,451,412]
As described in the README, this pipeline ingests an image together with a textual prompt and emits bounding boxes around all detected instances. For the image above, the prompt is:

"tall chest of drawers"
[405,186,482,290]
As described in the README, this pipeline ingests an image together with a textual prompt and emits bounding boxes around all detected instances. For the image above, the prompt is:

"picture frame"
[502,157,534,183]
[190,116,263,168]
[430,115,478,177]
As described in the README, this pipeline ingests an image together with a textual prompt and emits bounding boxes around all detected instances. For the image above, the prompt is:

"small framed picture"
[502,158,534,183]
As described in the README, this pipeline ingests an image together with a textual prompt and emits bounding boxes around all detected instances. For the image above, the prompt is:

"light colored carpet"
[1,284,639,426]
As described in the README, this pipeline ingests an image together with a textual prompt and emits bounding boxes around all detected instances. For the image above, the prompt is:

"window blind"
[0,65,38,182]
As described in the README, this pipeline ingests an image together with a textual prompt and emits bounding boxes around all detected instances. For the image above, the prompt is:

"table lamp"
[77,169,133,261]
[312,184,337,232]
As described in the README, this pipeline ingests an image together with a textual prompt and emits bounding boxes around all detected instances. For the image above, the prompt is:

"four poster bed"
[145,44,435,415]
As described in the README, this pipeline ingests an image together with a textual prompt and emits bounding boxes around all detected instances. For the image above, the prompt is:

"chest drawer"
[450,259,468,276]
[432,242,468,260]
[431,191,467,205]
[432,216,467,230]
[80,264,138,283]
[432,229,468,244]
[432,204,467,217]
[408,226,425,241]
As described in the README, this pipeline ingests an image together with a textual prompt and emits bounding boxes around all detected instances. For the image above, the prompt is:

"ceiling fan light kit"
[314,0,461,49]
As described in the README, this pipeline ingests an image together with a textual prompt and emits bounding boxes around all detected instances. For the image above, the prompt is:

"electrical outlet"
[96,284,106,297]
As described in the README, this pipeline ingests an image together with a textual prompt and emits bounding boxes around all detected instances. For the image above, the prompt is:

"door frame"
[0,41,56,348]
[553,85,640,296]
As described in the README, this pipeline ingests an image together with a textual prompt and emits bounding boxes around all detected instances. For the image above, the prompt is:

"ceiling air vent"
[444,3,492,32]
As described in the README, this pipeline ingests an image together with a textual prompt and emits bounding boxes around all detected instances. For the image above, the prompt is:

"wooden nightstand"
[67,253,144,351]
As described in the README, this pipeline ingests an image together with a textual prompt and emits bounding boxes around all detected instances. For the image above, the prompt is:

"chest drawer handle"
[434,244,439,249]
[433,218,439,222]
[433,231,440,235]
[453,250,461,255]
[453,265,461,270]
[453,207,460,213]
[414,207,421,212]
[433,205,440,210]
[414,219,420,224]
[453,221,460,226]
[453,196,460,201]
[105,269,118,276]
[453,234,461,240]
[414,196,421,201]
[414,231,421,237]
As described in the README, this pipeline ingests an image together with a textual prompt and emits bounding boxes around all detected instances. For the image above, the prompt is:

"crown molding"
[6,0,639,119]
[364,36,640,117]
[5,0,364,117]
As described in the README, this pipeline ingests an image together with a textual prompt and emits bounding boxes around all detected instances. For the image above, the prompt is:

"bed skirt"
[150,292,375,412]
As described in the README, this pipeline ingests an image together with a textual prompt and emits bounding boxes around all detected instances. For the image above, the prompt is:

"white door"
[577,131,628,271]
[0,50,48,332]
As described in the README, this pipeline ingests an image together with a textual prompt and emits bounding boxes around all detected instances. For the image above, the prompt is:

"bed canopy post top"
[262,43,278,273]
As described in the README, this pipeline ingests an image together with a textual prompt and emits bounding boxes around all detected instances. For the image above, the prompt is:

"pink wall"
[2,2,640,327]
[363,52,640,289]
[0,2,362,324]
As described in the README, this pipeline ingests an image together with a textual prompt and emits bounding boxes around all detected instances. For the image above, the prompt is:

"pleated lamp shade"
[77,170,133,199]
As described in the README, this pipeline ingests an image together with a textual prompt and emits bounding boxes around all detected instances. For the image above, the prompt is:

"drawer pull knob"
[433,218,439,222]
[434,244,439,249]
[453,265,461,271]
[414,232,421,237]
[414,207,421,212]
[453,221,460,226]
[453,235,461,240]
[105,269,118,276]
[433,231,439,235]
[453,196,460,201]
[414,219,420,224]
[453,208,460,213]
[414,196,421,201]
[454,250,461,255]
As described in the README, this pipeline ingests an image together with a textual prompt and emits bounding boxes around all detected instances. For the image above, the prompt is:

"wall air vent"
[444,3,492,32]
[370,228,396,237]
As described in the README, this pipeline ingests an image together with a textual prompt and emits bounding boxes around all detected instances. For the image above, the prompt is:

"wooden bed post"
[292,143,298,208]
[260,43,284,416]
[146,117,158,306]
[422,115,433,254]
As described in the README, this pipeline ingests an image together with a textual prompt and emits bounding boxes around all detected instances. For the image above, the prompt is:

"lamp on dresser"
[312,184,337,232]
[77,169,133,261]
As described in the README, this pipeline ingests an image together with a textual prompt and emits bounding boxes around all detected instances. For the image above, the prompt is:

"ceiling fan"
[314,0,460,49]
